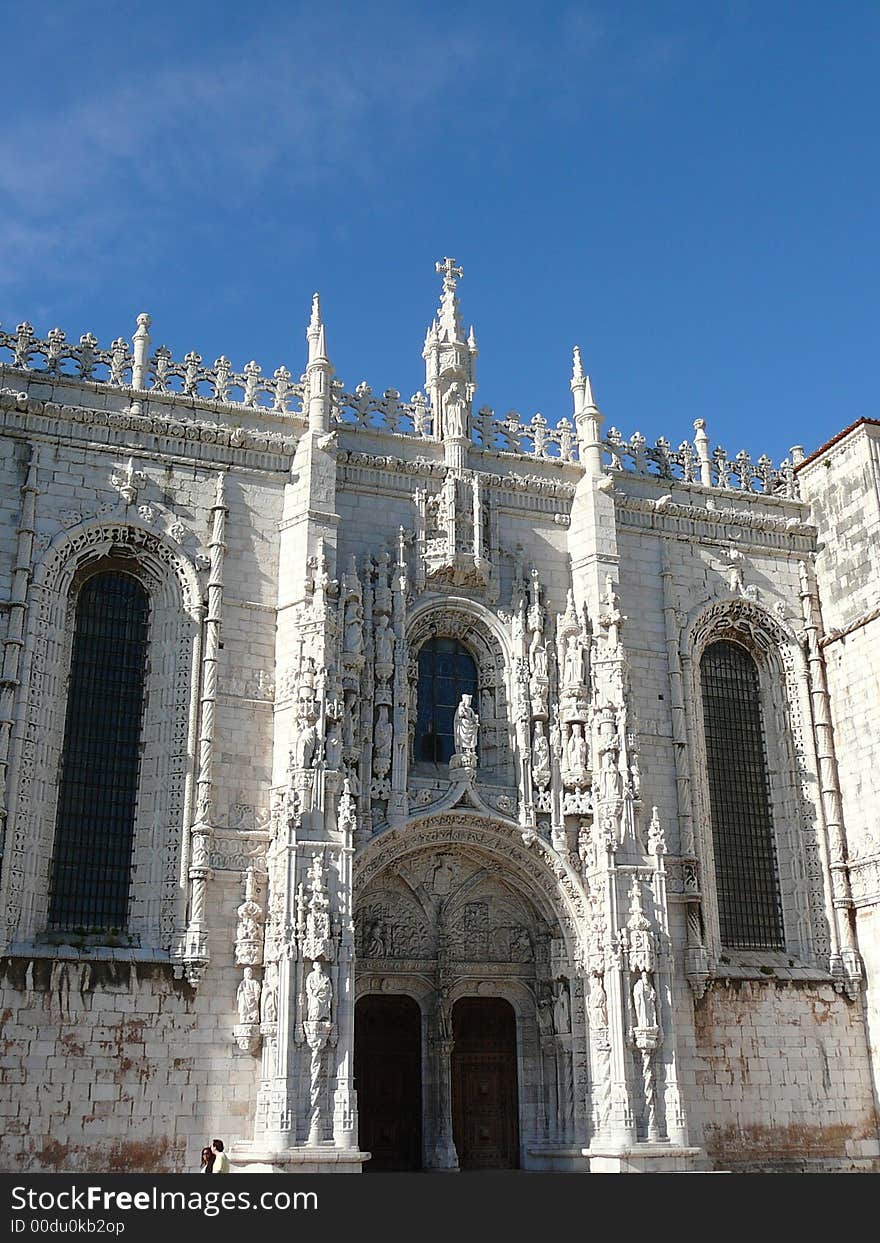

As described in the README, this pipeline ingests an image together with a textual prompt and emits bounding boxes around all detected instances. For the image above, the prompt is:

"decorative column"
[0,444,38,854]
[425,958,458,1170]
[659,541,710,997]
[175,471,226,986]
[799,559,863,998]
[332,782,359,1149]
[647,811,689,1146]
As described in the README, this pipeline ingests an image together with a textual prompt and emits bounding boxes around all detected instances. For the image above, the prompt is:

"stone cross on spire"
[436,256,463,286]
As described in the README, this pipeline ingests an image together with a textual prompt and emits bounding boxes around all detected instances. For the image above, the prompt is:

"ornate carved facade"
[0,263,878,1173]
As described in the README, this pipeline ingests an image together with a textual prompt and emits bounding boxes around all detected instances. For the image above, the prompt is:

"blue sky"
[1,1,877,464]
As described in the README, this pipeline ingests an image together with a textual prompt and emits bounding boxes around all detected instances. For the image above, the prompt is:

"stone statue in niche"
[261,962,278,1025]
[563,634,584,687]
[373,706,393,777]
[375,613,394,667]
[589,974,608,1029]
[599,741,622,803]
[453,693,479,756]
[293,710,319,770]
[633,970,658,1030]
[536,984,555,1039]
[344,600,364,657]
[532,721,551,788]
[566,722,587,768]
[306,960,333,1023]
[237,967,261,1025]
[443,381,467,439]
[601,575,624,648]
[530,634,548,681]
[554,980,571,1034]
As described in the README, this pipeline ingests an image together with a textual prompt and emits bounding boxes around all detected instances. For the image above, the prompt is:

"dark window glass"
[700,640,784,951]
[48,572,150,932]
[416,637,478,764]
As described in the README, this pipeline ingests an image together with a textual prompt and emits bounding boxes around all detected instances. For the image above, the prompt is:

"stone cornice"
[338,447,576,503]
[612,486,817,550]
[0,383,297,473]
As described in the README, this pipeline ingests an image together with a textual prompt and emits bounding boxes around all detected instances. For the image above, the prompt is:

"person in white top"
[211,1139,230,1173]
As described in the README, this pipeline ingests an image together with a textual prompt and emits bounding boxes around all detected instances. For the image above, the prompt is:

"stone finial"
[693,418,712,487]
[130,312,152,394]
[306,293,327,365]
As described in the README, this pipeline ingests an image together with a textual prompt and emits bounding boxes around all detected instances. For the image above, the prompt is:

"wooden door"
[355,994,422,1171]
[451,997,519,1169]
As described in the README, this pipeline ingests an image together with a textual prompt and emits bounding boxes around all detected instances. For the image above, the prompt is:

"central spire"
[423,257,478,467]
[434,256,465,344]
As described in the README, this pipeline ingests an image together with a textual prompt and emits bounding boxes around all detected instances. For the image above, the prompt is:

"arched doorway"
[451,997,519,1169]
[355,995,422,1171]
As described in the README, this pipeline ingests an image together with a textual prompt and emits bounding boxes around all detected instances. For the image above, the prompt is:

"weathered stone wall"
[799,421,880,1126]
[0,878,257,1173]
[688,978,877,1171]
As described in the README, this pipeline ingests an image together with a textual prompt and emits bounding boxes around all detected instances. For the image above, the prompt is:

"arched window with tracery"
[700,639,784,951]
[416,637,478,765]
[47,570,150,932]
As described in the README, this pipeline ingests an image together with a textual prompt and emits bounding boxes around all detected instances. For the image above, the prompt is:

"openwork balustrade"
[1,317,799,495]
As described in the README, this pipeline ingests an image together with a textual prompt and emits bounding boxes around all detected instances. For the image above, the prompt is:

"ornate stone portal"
[228,258,696,1173]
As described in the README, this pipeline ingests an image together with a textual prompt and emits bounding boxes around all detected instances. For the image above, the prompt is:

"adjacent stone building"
[0,261,877,1172]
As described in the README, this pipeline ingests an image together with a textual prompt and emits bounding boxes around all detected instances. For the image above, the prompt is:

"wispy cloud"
[0,12,489,297]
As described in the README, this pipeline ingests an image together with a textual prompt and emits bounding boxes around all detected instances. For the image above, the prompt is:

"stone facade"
[0,265,877,1173]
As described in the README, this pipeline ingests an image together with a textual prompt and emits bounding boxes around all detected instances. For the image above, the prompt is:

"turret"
[305,293,333,433]
[571,345,604,475]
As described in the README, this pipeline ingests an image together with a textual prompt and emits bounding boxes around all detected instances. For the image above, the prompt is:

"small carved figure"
[261,963,278,1025]
[338,778,357,832]
[563,634,583,687]
[375,614,394,666]
[633,970,658,1030]
[566,723,588,773]
[365,918,387,958]
[427,855,457,897]
[530,636,548,681]
[236,967,261,1025]
[589,975,608,1029]
[293,711,319,770]
[305,960,333,1023]
[344,601,363,657]
[373,706,393,775]
[599,743,622,803]
[554,981,571,1035]
[453,693,479,755]
[532,721,550,785]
